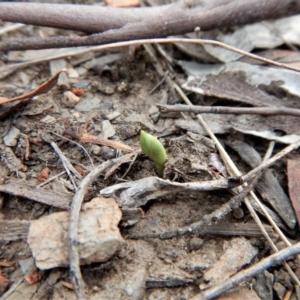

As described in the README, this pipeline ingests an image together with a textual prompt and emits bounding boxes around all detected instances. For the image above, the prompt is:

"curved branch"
[0,2,172,33]
[0,0,300,51]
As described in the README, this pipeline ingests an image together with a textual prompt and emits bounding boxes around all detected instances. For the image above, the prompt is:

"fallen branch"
[1,0,300,51]
[191,242,300,300]
[100,176,242,207]
[158,104,300,117]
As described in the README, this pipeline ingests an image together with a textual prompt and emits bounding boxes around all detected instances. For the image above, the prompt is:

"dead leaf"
[0,69,66,105]
[74,165,86,177]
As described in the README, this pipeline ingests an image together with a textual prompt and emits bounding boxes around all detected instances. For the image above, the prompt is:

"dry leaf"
[74,165,86,177]
[0,69,66,105]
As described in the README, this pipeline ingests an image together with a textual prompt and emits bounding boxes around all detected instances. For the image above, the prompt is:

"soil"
[0,2,299,300]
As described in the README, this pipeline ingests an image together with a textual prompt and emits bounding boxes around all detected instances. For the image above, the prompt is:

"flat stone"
[75,97,102,112]
[40,115,56,124]
[3,126,20,146]
[18,257,36,275]
[28,197,125,269]
[102,120,116,138]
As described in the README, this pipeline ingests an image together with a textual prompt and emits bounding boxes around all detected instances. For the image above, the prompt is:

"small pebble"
[233,207,244,219]
[40,115,56,124]
[91,145,101,155]
[3,126,20,146]
[102,120,116,138]
[100,146,116,159]
[63,91,81,108]
[190,237,204,251]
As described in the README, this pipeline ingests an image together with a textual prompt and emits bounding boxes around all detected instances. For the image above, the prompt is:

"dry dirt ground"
[1,2,300,300]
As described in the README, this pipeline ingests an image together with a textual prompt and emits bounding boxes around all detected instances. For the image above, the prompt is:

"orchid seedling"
[139,130,167,177]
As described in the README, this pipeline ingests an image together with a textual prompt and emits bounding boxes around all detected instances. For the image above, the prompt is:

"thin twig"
[52,132,94,169]
[0,23,25,36]
[1,38,300,80]
[157,104,300,117]
[41,133,82,191]
[37,170,66,188]
[241,141,300,183]
[191,242,300,300]
[121,150,140,179]
[69,152,136,298]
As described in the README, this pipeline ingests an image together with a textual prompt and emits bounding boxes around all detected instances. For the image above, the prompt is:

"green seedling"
[139,130,167,177]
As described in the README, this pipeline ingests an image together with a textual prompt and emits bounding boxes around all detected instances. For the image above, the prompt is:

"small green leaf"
[140,130,167,177]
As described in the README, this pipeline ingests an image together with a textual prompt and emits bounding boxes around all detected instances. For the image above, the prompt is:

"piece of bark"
[27,197,125,269]
[0,145,27,173]
[198,222,276,238]
[120,207,144,226]
[226,140,296,229]
[0,180,72,210]
[0,220,30,241]
[200,237,258,289]
[129,222,275,239]
[287,158,300,229]
[146,270,196,288]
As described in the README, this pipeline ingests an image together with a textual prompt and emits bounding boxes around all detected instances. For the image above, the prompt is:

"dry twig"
[69,152,136,298]
[1,37,300,82]
[191,242,300,300]
[158,105,300,117]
